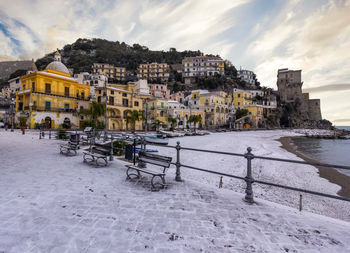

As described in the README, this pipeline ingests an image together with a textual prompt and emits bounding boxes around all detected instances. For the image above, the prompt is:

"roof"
[45,61,69,74]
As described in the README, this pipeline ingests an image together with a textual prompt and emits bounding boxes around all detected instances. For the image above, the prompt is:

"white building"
[238,69,256,86]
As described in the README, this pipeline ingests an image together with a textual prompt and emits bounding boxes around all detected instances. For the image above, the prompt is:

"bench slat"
[138,157,170,168]
[127,166,164,176]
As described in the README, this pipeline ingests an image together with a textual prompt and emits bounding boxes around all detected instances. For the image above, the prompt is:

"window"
[111,90,114,95]
[109,96,114,105]
[97,96,101,103]
[99,90,101,94]
[45,101,51,110]
[81,91,85,99]
[238,94,241,98]
[16,79,19,83]
[45,83,51,94]
[122,98,128,107]
[134,101,139,107]
[123,93,127,97]
[64,103,70,110]
[23,85,26,90]
[32,82,35,92]
[161,102,164,108]
[65,87,69,97]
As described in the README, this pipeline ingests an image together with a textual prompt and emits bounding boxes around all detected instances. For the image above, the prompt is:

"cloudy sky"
[0,0,349,125]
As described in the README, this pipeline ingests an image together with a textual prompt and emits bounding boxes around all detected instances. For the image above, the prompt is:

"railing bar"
[254,179,350,202]
[180,163,246,181]
[254,156,350,170]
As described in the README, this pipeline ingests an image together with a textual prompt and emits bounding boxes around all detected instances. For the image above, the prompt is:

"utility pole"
[103,75,108,141]
[10,93,15,132]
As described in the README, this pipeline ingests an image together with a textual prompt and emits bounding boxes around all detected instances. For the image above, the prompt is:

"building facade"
[16,51,90,129]
[92,63,126,81]
[238,69,256,86]
[95,85,143,131]
[138,63,170,82]
[182,56,224,84]
[148,83,170,99]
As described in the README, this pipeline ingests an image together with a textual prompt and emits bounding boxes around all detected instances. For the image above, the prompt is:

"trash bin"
[125,145,134,160]
[70,133,80,144]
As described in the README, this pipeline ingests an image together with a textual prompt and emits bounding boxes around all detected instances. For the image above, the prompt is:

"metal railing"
[142,140,350,203]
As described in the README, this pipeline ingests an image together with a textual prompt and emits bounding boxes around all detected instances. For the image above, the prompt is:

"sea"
[292,126,350,176]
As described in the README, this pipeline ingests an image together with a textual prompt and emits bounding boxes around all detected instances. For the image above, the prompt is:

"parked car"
[0,122,4,128]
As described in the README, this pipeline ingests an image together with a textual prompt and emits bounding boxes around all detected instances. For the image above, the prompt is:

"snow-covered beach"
[0,129,350,252]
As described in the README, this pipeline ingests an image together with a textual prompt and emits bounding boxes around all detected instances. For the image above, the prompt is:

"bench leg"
[96,157,108,167]
[126,167,141,180]
[67,149,77,156]
[151,175,166,191]
[83,153,94,163]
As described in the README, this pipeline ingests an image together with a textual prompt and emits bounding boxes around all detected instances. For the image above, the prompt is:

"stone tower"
[277,68,303,103]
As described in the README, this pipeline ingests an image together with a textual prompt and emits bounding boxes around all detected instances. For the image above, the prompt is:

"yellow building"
[188,90,229,127]
[245,105,264,128]
[147,98,168,123]
[168,100,205,128]
[96,86,143,131]
[16,51,90,129]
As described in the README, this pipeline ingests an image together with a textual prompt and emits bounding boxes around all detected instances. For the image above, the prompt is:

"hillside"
[0,60,32,79]
[35,38,203,74]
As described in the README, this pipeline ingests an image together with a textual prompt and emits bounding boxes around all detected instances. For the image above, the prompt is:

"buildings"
[138,63,170,82]
[169,91,185,103]
[148,83,170,99]
[16,51,90,129]
[95,85,143,131]
[92,63,126,82]
[168,100,205,129]
[238,69,256,86]
[182,56,224,84]
[277,68,322,122]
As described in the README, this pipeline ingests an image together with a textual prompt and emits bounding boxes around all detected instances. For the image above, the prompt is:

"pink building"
[169,91,185,104]
[148,83,170,99]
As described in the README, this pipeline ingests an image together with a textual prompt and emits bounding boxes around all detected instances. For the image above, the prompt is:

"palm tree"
[125,110,145,132]
[188,115,202,132]
[152,120,164,132]
[167,116,177,130]
[79,101,105,128]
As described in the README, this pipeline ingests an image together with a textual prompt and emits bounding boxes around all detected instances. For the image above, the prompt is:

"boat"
[134,147,158,153]
[144,136,169,145]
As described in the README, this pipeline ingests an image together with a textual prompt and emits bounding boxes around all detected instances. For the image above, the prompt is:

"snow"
[0,129,350,252]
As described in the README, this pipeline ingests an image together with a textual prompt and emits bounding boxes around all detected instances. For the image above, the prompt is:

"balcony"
[32,105,77,113]
[30,88,90,101]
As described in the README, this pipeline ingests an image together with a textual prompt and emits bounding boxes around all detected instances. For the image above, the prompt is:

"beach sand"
[279,136,350,198]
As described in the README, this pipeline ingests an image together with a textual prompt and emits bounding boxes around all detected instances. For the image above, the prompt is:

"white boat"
[144,136,169,145]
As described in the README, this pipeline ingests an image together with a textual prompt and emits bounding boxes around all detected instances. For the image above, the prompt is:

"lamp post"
[10,94,15,132]
[103,75,108,141]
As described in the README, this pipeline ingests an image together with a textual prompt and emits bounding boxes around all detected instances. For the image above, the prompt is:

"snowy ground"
[0,130,350,252]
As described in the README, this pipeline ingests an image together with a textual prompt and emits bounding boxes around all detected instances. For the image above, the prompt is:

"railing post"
[133,138,136,166]
[244,147,254,204]
[39,128,42,139]
[49,129,51,139]
[110,134,114,161]
[175,141,182,182]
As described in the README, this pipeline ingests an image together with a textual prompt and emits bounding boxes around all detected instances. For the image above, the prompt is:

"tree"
[167,116,177,130]
[188,115,202,132]
[152,120,166,132]
[79,101,105,129]
[125,110,145,132]
[235,109,249,120]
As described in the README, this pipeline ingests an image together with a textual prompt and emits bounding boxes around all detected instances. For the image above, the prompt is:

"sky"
[0,0,349,125]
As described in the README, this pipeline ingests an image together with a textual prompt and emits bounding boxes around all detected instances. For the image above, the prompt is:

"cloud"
[0,0,250,60]
[303,84,350,93]
[333,119,350,123]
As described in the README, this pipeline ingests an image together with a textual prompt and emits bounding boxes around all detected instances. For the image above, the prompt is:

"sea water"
[292,136,350,176]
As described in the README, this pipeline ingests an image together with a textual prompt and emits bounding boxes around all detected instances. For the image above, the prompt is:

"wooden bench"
[60,141,79,156]
[126,151,172,190]
[83,143,112,167]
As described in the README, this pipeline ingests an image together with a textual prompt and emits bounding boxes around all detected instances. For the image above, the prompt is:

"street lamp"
[10,94,15,132]
[102,75,108,141]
